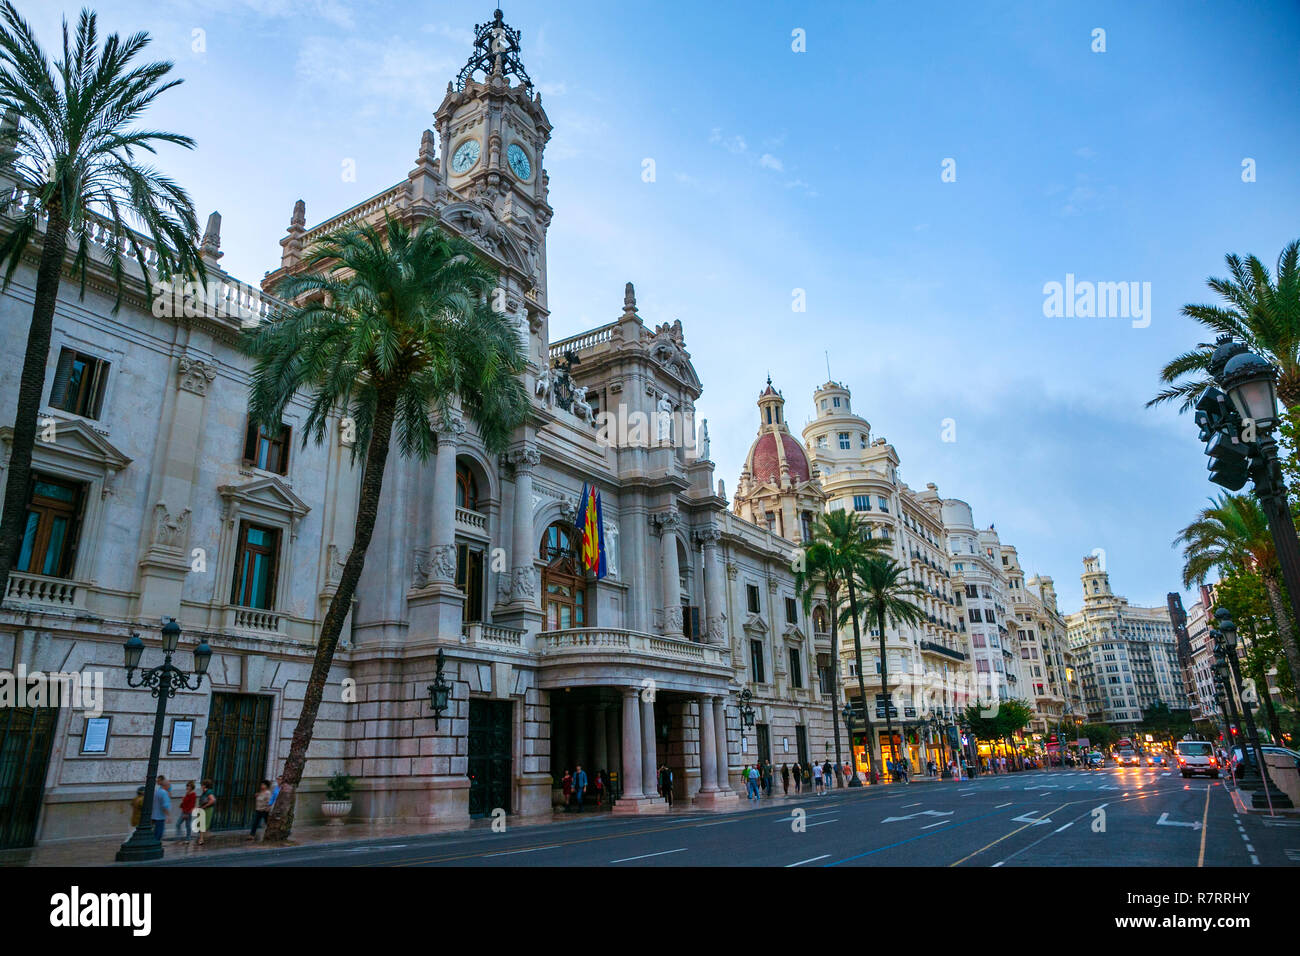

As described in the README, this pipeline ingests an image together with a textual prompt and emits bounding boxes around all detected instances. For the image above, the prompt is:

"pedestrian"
[194,779,216,847]
[176,780,196,842]
[813,760,824,794]
[562,769,573,811]
[926,759,936,778]
[746,764,760,801]
[151,775,171,841]
[249,779,271,839]
[658,764,673,806]
[803,763,812,790]
[792,762,801,793]
[574,764,588,811]
[822,759,833,790]
[270,775,282,809]
[844,761,854,785]
[128,786,145,837]
[781,762,790,794]
[763,761,773,796]
[595,768,606,808]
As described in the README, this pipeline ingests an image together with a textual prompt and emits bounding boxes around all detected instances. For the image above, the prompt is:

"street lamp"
[841,702,862,786]
[116,618,212,863]
[1213,608,1290,810]
[427,648,451,728]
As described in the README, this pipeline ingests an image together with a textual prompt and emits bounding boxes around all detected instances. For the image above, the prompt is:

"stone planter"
[321,799,352,825]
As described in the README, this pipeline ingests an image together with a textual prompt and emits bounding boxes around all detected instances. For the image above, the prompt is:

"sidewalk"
[5,776,948,866]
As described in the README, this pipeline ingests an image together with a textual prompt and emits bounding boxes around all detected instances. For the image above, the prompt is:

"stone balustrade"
[4,572,85,611]
[455,507,487,534]
[538,627,726,666]
[462,621,525,647]
[226,605,284,635]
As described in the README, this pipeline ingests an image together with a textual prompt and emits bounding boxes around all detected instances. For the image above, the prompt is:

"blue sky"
[23,0,1300,613]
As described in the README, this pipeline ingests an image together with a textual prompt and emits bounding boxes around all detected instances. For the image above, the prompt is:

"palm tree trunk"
[1261,571,1300,706]
[826,585,844,774]
[877,604,897,777]
[0,210,67,603]
[846,576,876,774]
[264,389,399,841]
[1257,668,1282,742]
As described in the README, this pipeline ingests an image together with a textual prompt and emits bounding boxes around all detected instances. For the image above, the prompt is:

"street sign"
[1076,737,1090,748]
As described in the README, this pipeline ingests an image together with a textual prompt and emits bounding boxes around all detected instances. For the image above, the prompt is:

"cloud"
[759,153,783,171]
[709,128,747,153]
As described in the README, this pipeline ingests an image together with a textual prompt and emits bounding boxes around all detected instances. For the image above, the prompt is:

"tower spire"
[456,8,532,90]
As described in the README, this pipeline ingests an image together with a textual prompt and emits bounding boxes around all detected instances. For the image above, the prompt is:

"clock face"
[507,143,531,180]
[451,139,481,174]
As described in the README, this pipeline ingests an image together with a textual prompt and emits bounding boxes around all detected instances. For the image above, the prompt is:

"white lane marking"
[1011,812,1052,826]
[696,819,742,828]
[1054,822,1074,833]
[992,861,1005,867]
[1250,854,1260,865]
[610,847,687,863]
[921,821,950,829]
[1156,812,1202,830]
[786,854,830,867]
[996,802,1013,808]
[806,819,838,828]
[1245,844,1255,853]
[484,844,559,857]
[882,810,954,823]
[901,802,922,808]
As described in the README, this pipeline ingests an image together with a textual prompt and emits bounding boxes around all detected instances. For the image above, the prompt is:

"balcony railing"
[462,621,525,647]
[919,640,968,662]
[537,627,727,666]
[455,507,488,534]
[4,572,85,611]
[226,606,284,635]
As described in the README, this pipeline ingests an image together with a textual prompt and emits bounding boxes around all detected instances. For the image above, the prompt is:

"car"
[1117,749,1141,766]
[1175,740,1220,778]
[1086,751,1105,769]
[1149,752,1167,767]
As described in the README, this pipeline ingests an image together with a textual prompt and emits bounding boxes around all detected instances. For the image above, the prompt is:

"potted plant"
[321,771,355,824]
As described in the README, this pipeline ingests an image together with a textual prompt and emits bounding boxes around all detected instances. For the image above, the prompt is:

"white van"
[1175,740,1219,778]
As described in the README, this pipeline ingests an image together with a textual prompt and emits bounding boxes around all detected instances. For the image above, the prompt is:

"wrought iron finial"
[456,8,533,91]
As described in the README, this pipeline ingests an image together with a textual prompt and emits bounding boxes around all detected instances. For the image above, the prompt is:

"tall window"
[232,522,280,609]
[746,584,761,614]
[541,521,585,630]
[837,432,850,450]
[785,596,798,625]
[17,475,82,578]
[813,606,828,633]
[456,462,479,511]
[877,495,889,513]
[800,511,813,541]
[750,639,765,683]
[853,495,871,512]
[243,420,291,475]
[49,348,109,419]
[456,544,484,622]
[788,647,803,688]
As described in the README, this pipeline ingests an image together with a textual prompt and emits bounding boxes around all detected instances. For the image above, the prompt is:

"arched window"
[456,462,479,511]
[813,606,828,634]
[540,520,585,630]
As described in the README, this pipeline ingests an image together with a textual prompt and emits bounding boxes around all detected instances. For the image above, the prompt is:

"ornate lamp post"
[1213,608,1291,810]
[427,648,451,729]
[116,618,212,862]
[841,702,862,785]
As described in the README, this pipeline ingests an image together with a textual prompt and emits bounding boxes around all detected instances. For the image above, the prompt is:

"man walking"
[573,764,588,812]
[746,764,760,801]
[813,760,824,794]
[151,775,171,841]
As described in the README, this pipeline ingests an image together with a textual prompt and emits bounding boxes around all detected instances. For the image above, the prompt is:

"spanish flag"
[575,482,608,579]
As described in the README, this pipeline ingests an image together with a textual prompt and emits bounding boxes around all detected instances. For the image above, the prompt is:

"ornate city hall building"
[0,12,836,847]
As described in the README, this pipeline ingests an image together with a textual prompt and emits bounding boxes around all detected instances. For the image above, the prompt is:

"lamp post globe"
[1220,350,1279,430]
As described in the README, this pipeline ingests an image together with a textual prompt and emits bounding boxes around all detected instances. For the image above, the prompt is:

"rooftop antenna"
[825,350,832,382]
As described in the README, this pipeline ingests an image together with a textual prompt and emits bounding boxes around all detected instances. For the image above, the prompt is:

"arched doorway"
[540,521,587,630]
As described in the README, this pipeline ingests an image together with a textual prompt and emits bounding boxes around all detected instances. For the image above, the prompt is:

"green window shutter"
[49,348,75,409]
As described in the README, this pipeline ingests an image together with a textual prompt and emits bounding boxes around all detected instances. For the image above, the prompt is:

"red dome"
[750,432,811,484]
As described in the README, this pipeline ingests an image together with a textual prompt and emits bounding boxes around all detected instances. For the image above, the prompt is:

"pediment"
[439,200,534,278]
[218,475,311,518]
[1,417,132,474]
[782,623,807,643]
[647,336,701,390]
[742,613,769,635]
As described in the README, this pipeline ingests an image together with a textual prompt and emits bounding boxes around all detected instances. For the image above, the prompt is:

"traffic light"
[1195,387,1253,490]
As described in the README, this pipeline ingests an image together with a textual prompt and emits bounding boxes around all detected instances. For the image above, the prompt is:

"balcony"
[920,640,967,662]
[535,627,731,690]
[4,571,86,612]
[461,621,525,648]
[225,605,284,635]
[455,507,488,536]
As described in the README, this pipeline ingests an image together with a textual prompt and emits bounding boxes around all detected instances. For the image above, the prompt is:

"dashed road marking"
[610,847,687,863]
[786,854,830,867]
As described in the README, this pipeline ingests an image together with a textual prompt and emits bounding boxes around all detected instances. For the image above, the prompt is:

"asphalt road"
[155,768,1300,867]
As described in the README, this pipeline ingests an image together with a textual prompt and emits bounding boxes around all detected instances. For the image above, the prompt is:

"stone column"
[697,528,726,645]
[621,689,644,799]
[593,704,609,775]
[713,697,730,791]
[552,703,567,777]
[641,696,659,797]
[426,415,463,585]
[507,445,540,605]
[698,696,718,794]
[571,705,587,771]
[653,510,683,637]
[605,705,620,785]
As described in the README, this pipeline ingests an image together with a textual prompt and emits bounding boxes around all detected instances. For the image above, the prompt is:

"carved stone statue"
[699,419,710,460]
[656,393,673,445]
[534,366,553,405]
[571,383,594,426]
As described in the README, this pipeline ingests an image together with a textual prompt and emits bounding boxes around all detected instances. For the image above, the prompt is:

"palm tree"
[846,553,928,775]
[1174,492,1300,698]
[1146,240,1300,418]
[794,509,886,779]
[247,218,528,841]
[0,3,202,602]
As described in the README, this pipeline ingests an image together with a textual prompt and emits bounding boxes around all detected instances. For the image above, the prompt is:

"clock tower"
[434,9,553,340]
